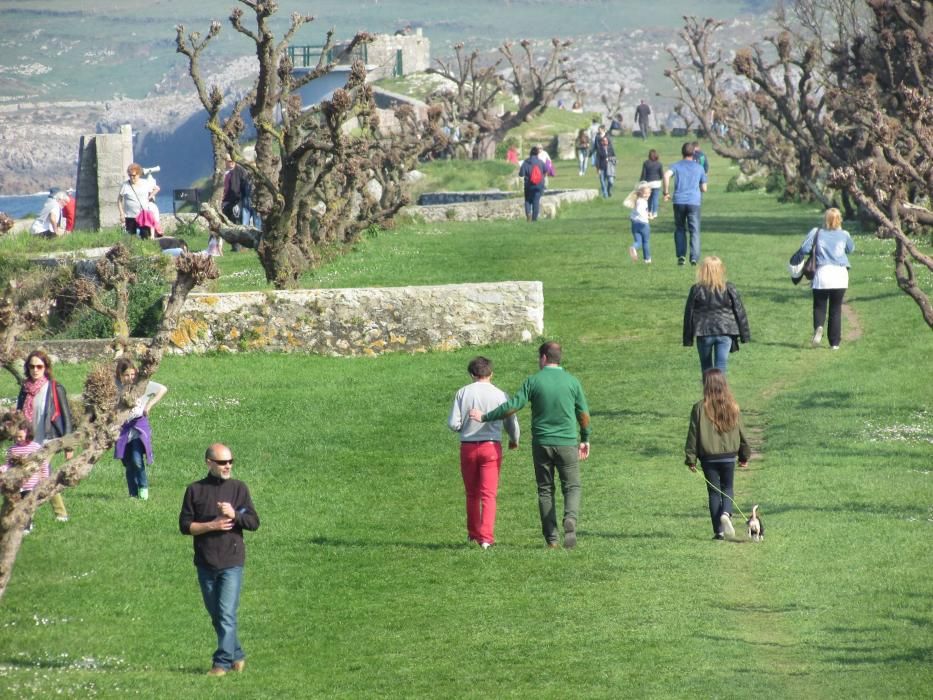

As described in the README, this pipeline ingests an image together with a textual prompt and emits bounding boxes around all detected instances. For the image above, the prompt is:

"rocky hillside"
[0,15,773,196]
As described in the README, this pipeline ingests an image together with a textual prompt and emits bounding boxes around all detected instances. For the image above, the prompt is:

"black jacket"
[683,282,751,346]
[640,159,664,182]
[179,474,260,569]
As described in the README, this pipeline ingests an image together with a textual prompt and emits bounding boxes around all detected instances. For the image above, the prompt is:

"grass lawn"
[0,147,930,698]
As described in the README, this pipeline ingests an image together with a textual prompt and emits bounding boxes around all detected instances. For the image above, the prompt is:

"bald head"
[205,443,234,479]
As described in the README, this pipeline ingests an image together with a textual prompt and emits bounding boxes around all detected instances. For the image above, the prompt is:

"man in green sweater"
[470,341,591,549]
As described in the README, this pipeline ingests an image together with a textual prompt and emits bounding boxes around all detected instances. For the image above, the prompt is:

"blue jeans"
[197,565,245,669]
[631,220,651,260]
[524,188,543,221]
[673,203,701,261]
[647,188,660,216]
[577,148,588,174]
[598,170,613,198]
[701,459,736,535]
[696,334,732,374]
[121,438,148,497]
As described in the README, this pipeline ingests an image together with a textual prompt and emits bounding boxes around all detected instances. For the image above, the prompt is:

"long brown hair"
[702,369,740,433]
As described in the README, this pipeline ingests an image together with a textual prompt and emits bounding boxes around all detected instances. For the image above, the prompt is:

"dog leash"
[697,472,749,521]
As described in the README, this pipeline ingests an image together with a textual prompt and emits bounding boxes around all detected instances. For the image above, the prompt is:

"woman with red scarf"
[16,350,74,522]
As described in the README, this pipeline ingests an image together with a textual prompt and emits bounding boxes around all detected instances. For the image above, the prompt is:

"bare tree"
[428,38,576,160]
[668,3,933,327]
[600,85,625,128]
[177,1,442,289]
[665,17,827,203]
[0,253,218,601]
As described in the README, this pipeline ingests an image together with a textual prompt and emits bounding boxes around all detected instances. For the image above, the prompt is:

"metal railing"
[287,44,368,68]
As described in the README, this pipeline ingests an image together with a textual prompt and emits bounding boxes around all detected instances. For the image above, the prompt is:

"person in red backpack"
[519,146,547,222]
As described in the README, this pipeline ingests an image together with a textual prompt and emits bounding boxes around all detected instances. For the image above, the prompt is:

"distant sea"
[0,192,174,220]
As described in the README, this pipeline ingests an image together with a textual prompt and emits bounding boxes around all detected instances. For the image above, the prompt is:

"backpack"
[528,163,543,186]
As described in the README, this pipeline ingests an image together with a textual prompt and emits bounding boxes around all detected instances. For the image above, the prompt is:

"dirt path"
[842,300,863,342]
[713,297,865,691]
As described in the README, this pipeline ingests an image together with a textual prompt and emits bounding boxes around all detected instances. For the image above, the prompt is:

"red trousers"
[460,441,502,545]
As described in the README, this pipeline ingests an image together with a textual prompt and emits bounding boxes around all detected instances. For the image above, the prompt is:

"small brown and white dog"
[746,505,764,541]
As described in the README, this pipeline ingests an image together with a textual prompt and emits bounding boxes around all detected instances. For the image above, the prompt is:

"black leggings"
[812,288,846,347]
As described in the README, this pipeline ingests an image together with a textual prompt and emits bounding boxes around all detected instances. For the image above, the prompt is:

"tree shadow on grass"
[309,535,468,551]
[582,529,673,541]
[795,390,853,409]
[307,535,584,551]
[716,601,817,615]
[699,215,816,236]
[752,340,806,349]
[696,633,798,649]
[816,644,932,666]
[761,501,921,518]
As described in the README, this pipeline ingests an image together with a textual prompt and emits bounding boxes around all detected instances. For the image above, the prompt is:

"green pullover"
[483,365,591,446]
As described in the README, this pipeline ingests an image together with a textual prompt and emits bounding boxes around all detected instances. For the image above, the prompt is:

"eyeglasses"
[209,458,234,465]
[28,363,45,369]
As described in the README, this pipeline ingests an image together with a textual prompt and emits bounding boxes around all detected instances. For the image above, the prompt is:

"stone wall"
[170,282,543,356]
[406,188,598,222]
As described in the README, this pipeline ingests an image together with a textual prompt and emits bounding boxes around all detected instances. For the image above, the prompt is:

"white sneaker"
[480,542,491,550]
[812,326,824,345]
[831,345,840,351]
[720,514,735,538]
[55,515,69,523]
[138,488,149,501]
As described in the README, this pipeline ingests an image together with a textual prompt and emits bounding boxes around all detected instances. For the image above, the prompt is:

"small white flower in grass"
[862,410,933,445]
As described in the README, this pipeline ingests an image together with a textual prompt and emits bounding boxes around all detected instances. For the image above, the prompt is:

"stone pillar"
[73,125,134,231]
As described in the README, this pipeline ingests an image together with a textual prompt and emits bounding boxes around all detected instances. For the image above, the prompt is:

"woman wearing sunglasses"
[114,358,168,500]
[15,349,74,522]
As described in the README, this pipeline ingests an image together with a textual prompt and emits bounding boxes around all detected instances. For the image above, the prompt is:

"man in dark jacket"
[518,146,547,222]
[180,443,260,676]
[635,100,652,139]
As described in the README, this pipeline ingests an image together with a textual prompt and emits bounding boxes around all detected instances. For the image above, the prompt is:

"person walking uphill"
[519,146,548,222]
[683,256,750,376]
[684,369,751,540]
[448,357,520,549]
[663,142,708,266]
[469,342,591,549]
[635,99,652,139]
[795,207,855,350]
[180,443,260,676]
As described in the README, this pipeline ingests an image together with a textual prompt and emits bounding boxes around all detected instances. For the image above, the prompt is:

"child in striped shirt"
[1,418,49,532]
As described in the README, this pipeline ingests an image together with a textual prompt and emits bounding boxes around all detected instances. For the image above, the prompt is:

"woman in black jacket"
[683,256,750,376]
[639,149,664,219]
